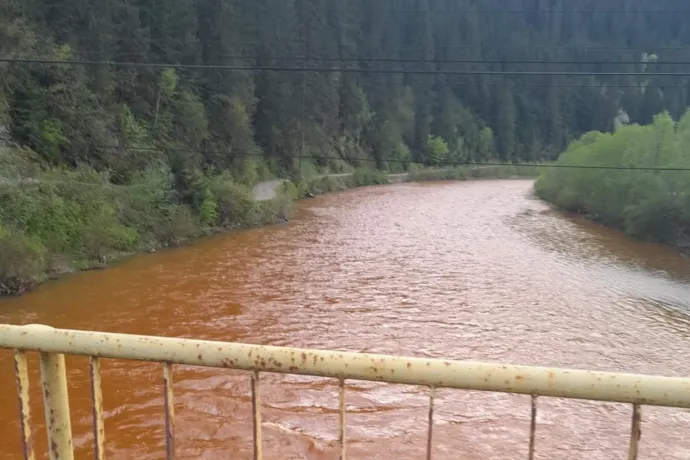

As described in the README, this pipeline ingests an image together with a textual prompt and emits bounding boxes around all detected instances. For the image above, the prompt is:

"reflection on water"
[1,179,690,459]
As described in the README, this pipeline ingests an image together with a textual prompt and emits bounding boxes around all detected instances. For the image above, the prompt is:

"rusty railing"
[2,323,690,460]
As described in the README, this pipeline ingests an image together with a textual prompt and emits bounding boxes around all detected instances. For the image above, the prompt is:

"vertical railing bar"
[163,362,175,460]
[628,404,642,460]
[13,350,36,460]
[89,356,105,460]
[339,378,346,460]
[426,386,436,460]
[528,395,537,460]
[251,371,263,460]
[39,351,74,460]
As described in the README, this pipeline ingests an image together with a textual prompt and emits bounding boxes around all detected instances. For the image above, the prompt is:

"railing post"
[163,363,175,460]
[628,404,642,460]
[14,350,36,460]
[89,357,105,460]
[39,351,74,460]
[426,387,436,460]
[528,395,537,460]
[339,379,346,460]
[251,371,263,460]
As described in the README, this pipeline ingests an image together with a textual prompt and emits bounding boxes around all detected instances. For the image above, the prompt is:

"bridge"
[2,324,690,460]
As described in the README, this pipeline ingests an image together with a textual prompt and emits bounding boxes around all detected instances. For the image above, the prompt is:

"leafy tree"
[426,135,449,166]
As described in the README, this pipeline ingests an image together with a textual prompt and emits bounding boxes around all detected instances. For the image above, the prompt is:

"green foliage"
[39,119,67,162]
[0,225,46,295]
[279,181,299,200]
[208,173,263,227]
[0,147,277,293]
[406,165,539,182]
[536,111,690,245]
[298,175,349,197]
[350,169,390,187]
[260,187,293,224]
[154,205,199,246]
[426,135,450,166]
[199,192,219,227]
[478,127,495,160]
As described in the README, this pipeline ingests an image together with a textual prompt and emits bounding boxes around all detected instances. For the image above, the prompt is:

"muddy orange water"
[2,180,690,459]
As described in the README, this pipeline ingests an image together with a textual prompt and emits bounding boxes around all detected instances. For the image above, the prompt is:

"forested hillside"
[3,0,690,292]
[3,0,690,173]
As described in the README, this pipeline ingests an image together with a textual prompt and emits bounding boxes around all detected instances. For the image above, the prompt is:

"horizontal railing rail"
[2,323,689,460]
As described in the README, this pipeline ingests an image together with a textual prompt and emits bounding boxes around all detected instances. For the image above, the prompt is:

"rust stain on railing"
[1,323,688,459]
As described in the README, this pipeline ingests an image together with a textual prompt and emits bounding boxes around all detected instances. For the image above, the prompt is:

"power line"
[5,57,688,87]
[409,45,690,51]
[182,56,690,66]
[64,50,690,66]
[91,145,690,172]
[4,58,690,77]
[48,52,690,67]
[73,43,690,52]
[344,7,690,14]
[470,82,689,88]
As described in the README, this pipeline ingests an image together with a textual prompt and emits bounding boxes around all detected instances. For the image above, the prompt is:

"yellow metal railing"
[2,323,690,460]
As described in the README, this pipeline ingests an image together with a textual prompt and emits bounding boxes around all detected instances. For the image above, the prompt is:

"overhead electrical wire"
[72,43,690,52]
[60,50,690,66]
[3,58,690,77]
[77,145,690,172]
[342,9,690,14]
[77,55,690,66]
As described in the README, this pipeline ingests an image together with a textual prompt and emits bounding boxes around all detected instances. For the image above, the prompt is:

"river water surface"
[2,179,690,459]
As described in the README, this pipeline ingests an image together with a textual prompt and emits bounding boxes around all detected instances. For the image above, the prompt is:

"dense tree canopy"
[3,0,690,178]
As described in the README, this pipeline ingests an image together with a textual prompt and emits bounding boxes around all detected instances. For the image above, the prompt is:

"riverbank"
[294,164,541,199]
[0,163,539,296]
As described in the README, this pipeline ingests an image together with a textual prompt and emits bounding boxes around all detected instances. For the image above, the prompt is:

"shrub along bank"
[535,111,690,247]
[0,146,292,295]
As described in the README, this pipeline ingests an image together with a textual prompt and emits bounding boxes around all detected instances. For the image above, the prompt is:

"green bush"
[535,110,690,245]
[153,205,198,246]
[81,221,139,260]
[208,173,263,227]
[0,226,46,295]
[260,187,293,224]
[115,166,177,244]
[279,180,299,200]
[199,192,219,227]
[299,175,349,197]
[350,168,389,186]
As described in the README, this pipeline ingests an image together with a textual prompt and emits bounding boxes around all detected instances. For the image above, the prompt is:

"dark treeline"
[3,0,690,174]
[2,0,690,292]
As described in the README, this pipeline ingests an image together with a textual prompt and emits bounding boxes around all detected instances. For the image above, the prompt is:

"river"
[1,179,690,459]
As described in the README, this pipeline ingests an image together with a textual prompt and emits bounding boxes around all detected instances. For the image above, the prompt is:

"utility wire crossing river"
[1,179,690,459]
